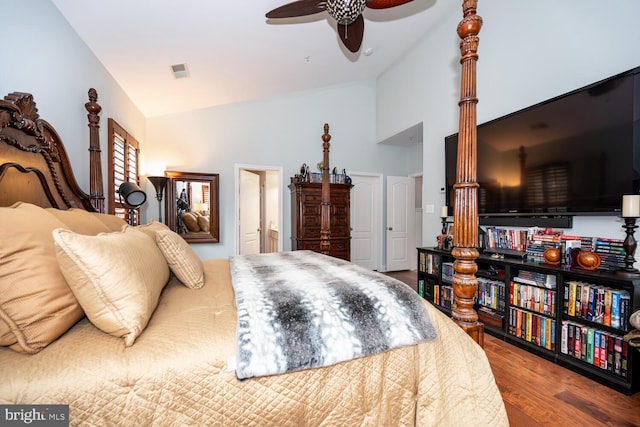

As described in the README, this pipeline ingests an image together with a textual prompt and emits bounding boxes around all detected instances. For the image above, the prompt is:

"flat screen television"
[445,66,640,226]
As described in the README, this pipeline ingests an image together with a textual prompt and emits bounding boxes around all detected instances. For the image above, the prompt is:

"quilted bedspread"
[0,258,508,426]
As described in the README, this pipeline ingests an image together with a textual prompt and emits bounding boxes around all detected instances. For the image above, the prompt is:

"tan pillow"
[137,221,205,289]
[90,212,128,232]
[197,214,210,232]
[53,227,170,346]
[0,203,83,353]
[135,219,170,240]
[182,211,200,232]
[155,229,205,289]
[46,207,112,235]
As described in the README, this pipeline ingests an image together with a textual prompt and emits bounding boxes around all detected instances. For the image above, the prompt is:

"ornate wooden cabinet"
[289,181,352,261]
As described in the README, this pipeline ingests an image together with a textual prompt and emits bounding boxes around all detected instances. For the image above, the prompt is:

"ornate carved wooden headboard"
[0,89,103,211]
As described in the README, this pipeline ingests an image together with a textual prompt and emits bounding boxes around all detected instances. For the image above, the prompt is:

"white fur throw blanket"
[229,251,436,379]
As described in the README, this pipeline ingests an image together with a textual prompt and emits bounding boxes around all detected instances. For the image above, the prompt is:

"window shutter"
[108,118,141,224]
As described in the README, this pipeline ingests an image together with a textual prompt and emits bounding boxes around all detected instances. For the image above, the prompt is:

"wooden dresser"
[289,181,352,261]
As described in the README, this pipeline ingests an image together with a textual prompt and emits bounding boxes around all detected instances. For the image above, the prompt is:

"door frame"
[411,172,423,271]
[349,172,383,271]
[234,164,283,255]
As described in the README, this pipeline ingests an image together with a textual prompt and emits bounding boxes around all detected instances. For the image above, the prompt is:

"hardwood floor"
[385,270,640,427]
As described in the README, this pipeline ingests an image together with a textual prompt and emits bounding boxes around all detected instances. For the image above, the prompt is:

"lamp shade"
[118,182,147,207]
[147,176,169,201]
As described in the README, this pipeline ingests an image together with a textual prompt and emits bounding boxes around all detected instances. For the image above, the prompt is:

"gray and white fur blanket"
[229,250,436,379]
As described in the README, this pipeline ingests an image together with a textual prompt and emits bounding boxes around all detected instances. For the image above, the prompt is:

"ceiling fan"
[266,0,414,53]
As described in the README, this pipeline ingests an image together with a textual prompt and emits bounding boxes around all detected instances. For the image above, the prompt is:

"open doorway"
[234,164,283,255]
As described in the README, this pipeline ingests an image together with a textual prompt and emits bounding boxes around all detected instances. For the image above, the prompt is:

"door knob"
[388,227,393,231]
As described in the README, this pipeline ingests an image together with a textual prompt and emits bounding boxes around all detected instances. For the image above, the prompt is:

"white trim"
[410,172,423,270]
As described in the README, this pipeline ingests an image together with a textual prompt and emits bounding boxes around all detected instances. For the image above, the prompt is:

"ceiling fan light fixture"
[265,0,414,52]
[326,0,366,25]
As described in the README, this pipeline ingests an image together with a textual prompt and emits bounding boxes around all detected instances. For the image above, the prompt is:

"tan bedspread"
[0,259,508,426]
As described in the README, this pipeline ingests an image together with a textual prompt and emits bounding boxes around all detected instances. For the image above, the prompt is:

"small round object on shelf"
[577,250,601,270]
[543,247,561,265]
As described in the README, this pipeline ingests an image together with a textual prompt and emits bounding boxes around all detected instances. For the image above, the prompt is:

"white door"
[350,174,382,270]
[239,170,261,254]
[386,176,415,271]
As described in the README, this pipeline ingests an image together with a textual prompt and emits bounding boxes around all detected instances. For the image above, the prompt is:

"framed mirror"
[165,171,219,243]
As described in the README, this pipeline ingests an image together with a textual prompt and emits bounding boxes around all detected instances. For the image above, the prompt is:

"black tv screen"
[445,66,640,220]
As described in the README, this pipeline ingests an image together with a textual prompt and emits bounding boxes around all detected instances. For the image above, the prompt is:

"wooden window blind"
[108,118,141,224]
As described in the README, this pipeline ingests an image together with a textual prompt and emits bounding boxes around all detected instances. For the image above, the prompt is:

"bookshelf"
[417,247,640,394]
[507,266,558,357]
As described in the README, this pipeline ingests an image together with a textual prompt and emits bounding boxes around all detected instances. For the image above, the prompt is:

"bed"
[0,3,507,426]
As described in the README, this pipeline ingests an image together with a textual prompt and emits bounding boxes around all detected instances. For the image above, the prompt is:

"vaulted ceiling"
[52,0,455,117]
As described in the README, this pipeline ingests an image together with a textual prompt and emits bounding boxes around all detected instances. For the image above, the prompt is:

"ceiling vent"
[171,63,189,79]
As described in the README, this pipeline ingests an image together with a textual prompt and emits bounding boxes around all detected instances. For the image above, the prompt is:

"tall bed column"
[451,0,484,345]
[85,88,104,213]
[320,123,331,255]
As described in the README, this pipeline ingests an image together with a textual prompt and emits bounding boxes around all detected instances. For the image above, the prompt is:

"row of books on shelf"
[510,281,556,317]
[525,234,588,265]
[477,277,506,312]
[442,262,454,283]
[508,306,556,351]
[593,238,626,271]
[417,280,455,310]
[432,284,454,309]
[560,321,629,378]
[480,227,624,269]
[419,277,506,313]
[483,227,584,260]
[564,281,631,330]
[484,227,528,252]
[417,279,426,298]
[418,252,440,275]
[519,233,625,271]
[512,270,557,289]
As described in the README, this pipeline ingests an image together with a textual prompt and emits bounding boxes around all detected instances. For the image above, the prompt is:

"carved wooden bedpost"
[320,123,332,255]
[451,0,484,346]
[85,88,104,213]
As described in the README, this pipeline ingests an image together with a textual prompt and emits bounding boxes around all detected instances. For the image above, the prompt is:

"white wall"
[146,80,413,259]
[377,0,640,247]
[1,0,145,201]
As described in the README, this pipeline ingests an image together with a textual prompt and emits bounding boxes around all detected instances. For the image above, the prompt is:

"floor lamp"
[148,176,169,223]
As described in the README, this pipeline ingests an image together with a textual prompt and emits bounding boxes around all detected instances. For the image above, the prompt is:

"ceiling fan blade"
[337,15,364,53]
[366,0,413,9]
[266,0,327,18]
